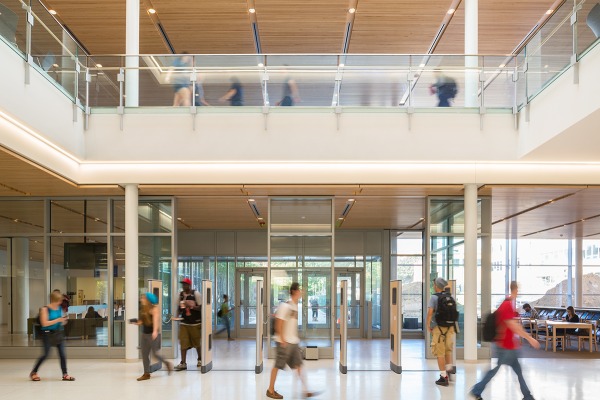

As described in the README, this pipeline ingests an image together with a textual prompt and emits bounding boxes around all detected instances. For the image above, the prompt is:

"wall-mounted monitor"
[64,243,107,269]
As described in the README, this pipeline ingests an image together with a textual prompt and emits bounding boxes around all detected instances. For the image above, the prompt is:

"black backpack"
[482,311,497,342]
[434,292,459,327]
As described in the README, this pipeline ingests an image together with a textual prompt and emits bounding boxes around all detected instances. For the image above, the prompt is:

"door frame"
[234,269,267,338]
[334,269,364,338]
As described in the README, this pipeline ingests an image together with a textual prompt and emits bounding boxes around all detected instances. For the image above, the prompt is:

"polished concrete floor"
[1,339,598,400]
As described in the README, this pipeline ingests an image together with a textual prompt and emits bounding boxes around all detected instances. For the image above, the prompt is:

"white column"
[125,184,139,360]
[125,0,139,107]
[464,0,479,107]
[575,236,583,307]
[12,238,30,334]
[464,184,478,361]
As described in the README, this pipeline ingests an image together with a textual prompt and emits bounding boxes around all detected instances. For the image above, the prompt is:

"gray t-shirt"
[428,294,440,328]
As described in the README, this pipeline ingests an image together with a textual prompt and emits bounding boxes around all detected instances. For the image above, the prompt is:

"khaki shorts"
[179,324,201,350]
[274,342,303,370]
[431,326,455,357]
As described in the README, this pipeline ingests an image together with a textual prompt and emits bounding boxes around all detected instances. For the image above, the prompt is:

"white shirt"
[274,301,300,344]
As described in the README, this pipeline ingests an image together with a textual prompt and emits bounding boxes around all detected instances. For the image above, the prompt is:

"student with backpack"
[266,282,318,399]
[426,277,458,387]
[430,69,458,107]
[172,277,202,371]
[470,281,540,400]
[30,291,75,382]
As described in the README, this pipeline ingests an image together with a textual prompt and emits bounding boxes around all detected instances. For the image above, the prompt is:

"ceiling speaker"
[588,3,600,38]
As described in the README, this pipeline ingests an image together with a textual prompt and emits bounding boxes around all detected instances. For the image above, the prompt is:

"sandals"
[62,374,75,381]
[30,372,40,381]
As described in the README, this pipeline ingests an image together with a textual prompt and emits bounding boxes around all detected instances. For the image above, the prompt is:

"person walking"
[266,282,318,399]
[216,294,234,340]
[429,69,457,107]
[426,277,457,386]
[172,277,202,370]
[132,292,172,381]
[470,281,540,400]
[219,77,243,106]
[30,291,75,382]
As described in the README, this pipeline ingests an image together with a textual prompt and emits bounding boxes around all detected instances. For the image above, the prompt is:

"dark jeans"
[471,345,534,400]
[141,333,168,374]
[32,332,67,375]
[216,315,231,338]
[437,95,451,107]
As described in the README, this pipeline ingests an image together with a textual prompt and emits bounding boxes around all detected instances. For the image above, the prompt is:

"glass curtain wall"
[0,197,174,350]
[427,197,486,349]
[391,230,424,330]
[268,198,334,357]
[582,240,600,306]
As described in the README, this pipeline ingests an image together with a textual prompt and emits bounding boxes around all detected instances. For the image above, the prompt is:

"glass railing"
[0,0,598,113]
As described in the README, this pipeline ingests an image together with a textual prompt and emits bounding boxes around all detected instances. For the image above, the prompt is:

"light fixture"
[96,63,103,68]
[52,63,59,68]
[148,8,156,14]
[546,9,554,15]
[447,8,455,14]
[248,198,256,202]
[348,8,356,14]
[544,64,548,68]
[339,63,345,67]
[249,8,256,13]
[49,9,57,15]
[258,62,264,67]
[498,63,506,68]
[419,63,425,68]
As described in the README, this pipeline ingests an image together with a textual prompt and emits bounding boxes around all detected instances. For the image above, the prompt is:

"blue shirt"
[45,307,63,331]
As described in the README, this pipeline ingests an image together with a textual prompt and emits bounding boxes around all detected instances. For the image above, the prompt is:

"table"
[545,320,594,352]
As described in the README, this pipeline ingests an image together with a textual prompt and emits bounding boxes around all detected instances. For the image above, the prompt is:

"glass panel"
[112,236,125,347]
[0,0,27,57]
[392,230,424,329]
[338,55,410,107]
[481,56,515,109]
[335,256,364,268]
[86,56,123,108]
[51,200,108,234]
[429,199,465,234]
[139,236,172,347]
[304,236,332,267]
[216,257,236,333]
[366,256,382,331]
[271,236,300,268]
[236,256,268,268]
[577,1,600,55]
[335,273,359,329]
[270,198,333,233]
[238,271,263,330]
[0,237,45,347]
[30,0,79,99]
[307,272,331,330]
[582,239,600,307]
[0,200,44,234]
[265,55,338,107]
[138,200,172,233]
[50,236,108,347]
[525,4,573,101]
[112,200,125,233]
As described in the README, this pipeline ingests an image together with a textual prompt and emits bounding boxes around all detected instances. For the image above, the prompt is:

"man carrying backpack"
[470,281,540,400]
[426,277,457,386]
[172,278,202,371]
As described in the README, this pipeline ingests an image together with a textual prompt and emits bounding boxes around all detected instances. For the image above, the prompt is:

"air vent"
[252,22,262,54]
[157,22,176,54]
[342,22,352,54]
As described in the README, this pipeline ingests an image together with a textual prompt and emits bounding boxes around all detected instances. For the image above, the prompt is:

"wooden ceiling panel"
[45,0,167,54]
[151,0,256,54]
[349,0,451,54]
[340,197,425,229]
[176,197,266,230]
[256,0,348,53]
[436,0,557,55]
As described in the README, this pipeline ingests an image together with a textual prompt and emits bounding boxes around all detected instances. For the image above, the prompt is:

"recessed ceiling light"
[447,8,455,14]
[348,198,355,202]
[348,8,356,14]
[148,8,156,14]
[544,64,548,68]
[546,9,554,15]
[498,63,505,68]
[339,63,345,67]
[49,9,57,15]
[249,8,256,13]
[52,63,59,68]
[248,198,256,202]
[258,62,264,67]
[96,63,103,68]
[419,63,425,67]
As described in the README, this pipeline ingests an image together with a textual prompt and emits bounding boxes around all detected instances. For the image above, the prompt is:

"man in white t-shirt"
[266,282,317,399]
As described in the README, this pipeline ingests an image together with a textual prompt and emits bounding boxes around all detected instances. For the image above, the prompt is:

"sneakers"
[435,374,449,386]
[136,373,150,381]
[227,337,235,341]
[197,360,202,367]
[266,389,284,399]
[174,362,187,371]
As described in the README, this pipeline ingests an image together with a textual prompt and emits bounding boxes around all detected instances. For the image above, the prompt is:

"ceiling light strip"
[522,213,600,237]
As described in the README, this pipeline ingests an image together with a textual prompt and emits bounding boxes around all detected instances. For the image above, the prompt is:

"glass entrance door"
[235,270,266,337]
[303,270,331,340]
[335,271,362,337]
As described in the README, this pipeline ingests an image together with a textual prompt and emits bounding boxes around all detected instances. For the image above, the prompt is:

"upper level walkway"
[0,0,599,185]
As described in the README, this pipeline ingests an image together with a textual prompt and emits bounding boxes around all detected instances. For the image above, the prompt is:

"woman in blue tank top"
[30,291,75,381]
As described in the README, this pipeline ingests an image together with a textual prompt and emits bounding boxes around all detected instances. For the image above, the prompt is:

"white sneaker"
[197,360,202,368]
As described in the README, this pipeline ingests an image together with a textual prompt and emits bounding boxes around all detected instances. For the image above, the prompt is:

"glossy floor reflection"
[1,339,598,400]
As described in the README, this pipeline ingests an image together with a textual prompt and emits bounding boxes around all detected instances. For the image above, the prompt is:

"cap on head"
[434,277,448,290]
[180,278,192,286]
[145,292,158,305]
